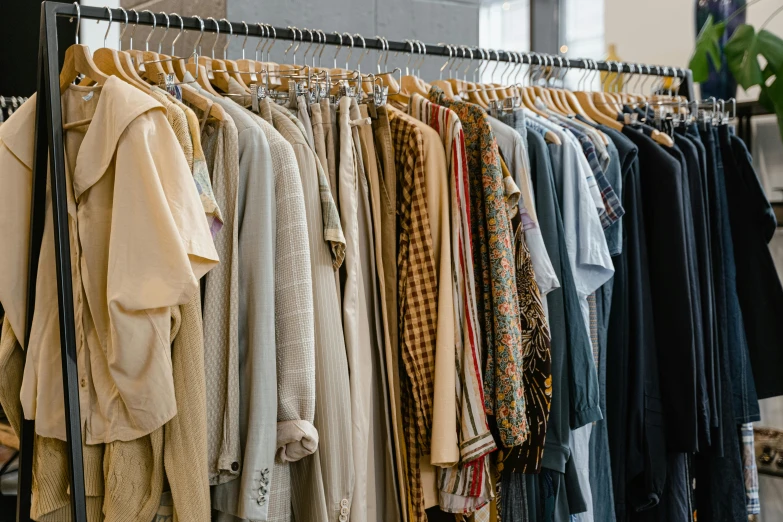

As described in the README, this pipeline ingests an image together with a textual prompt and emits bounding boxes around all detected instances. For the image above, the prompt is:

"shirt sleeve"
[0,143,31,348]
[106,110,219,436]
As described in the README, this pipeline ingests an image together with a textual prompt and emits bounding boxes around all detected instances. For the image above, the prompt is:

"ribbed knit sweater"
[0,292,210,521]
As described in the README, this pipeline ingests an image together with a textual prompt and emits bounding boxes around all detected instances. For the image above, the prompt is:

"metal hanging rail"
[18,2,696,521]
[58,4,695,94]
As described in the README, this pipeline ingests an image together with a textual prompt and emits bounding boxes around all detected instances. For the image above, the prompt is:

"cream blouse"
[0,77,219,444]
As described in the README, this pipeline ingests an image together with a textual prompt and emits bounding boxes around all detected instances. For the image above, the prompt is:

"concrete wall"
[119,0,480,81]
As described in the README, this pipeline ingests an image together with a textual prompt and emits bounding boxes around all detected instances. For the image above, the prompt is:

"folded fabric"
[276,420,319,463]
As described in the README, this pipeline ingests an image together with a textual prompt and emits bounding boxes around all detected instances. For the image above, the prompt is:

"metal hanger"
[90,5,151,90]
[354,33,369,74]
[186,16,220,95]
[332,31,344,69]
[209,18,250,91]
[141,12,199,91]
[142,10,156,53]
[236,21,261,83]
[317,30,328,68]
[60,2,111,93]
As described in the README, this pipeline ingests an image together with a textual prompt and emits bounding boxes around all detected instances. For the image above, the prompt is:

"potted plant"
[689,0,783,140]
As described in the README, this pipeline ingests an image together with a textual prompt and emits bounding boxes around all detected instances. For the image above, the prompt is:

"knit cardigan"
[0,292,210,521]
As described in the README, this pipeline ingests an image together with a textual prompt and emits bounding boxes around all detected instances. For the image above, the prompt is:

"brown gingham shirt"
[388,106,439,522]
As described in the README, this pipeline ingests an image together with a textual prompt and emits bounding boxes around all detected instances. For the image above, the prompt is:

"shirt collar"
[72,77,163,200]
[0,94,38,171]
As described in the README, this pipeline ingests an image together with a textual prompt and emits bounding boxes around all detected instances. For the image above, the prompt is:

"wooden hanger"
[82,9,146,92]
[212,19,251,92]
[59,43,111,93]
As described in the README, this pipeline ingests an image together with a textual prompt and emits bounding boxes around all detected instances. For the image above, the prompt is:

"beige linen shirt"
[0,78,219,443]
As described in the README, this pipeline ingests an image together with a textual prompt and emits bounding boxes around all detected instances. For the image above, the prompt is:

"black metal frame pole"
[16,3,89,522]
[15,12,50,522]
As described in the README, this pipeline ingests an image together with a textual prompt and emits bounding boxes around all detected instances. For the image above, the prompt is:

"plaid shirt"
[741,423,760,515]
[564,125,625,230]
[388,107,440,522]
[428,87,528,450]
[409,94,497,515]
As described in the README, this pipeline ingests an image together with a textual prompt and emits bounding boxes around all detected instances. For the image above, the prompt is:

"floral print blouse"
[428,87,528,448]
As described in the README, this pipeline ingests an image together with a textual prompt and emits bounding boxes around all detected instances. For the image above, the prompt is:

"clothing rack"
[0,96,30,122]
[18,2,696,521]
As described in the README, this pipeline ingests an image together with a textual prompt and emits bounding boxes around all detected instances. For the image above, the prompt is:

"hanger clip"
[157,72,178,98]
[250,83,267,112]
[373,83,388,107]
[339,83,356,100]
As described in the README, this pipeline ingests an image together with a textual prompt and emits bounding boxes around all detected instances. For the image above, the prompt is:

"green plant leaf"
[758,29,783,71]
[763,76,783,145]
[759,66,776,112]
[726,24,765,89]
[689,15,726,82]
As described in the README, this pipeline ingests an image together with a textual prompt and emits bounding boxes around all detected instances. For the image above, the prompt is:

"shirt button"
[231,462,240,472]
[341,507,349,515]
[80,378,86,388]
[339,516,347,522]
[340,499,349,508]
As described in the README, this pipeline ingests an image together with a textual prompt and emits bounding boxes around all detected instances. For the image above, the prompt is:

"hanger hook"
[342,32,354,69]
[460,46,471,82]
[118,7,129,50]
[333,32,343,68]
[610,61,621,91]
[302,29,314,66]
[503,51,515,85]
[255,22,269,61]
[447,45,458,75]
[383,37,392,68]
[220,18,232,59]
[264,25,276,61]
[612,61,625,92]
[142,10,156,52]
[378,36,388,73]
[625,63,635,93]
[100,6,112,49]
[71,2,81,45]
[285,25,297,59]
[354,34,367,73]
[157,12,169,54]
[404,39,415,75]
[514,51,524,85]
[170,13,184,55]
[501,51,513,84]
[416,41,426,76]
[239,21,249,60]
[491,49,502,82]
[192,15,205,56]
[317,30,327,67]
[450,45,462,77]
[128,9,139,50]
[294,28,305,65]
[482,48,495,80]
[602,60,613,91]
[204,17,219,59]
[438,42,451,80]
[631,63,644,93]
[473,47,484,81]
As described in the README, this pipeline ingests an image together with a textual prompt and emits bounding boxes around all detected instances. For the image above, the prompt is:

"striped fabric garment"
[427,87,528,450]
[741,423,760,515]
[409,93,498,515]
